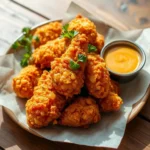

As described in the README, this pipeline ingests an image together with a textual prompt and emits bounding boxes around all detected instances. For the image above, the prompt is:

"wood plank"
[11,0,70,19]
[0,0,46,55]
[118,117,150,150]
[1,0,46,24]
[90,0,150,29]
[13,0,150,29]
[0,107,150,150]
[140,95,150,120]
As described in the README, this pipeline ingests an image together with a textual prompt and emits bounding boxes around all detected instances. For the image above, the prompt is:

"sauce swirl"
[104,46,141,74]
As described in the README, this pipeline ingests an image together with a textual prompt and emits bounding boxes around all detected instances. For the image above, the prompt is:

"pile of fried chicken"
[12,15,123,128]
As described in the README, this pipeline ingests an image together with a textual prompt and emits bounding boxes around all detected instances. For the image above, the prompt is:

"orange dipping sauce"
[104,46,141,74]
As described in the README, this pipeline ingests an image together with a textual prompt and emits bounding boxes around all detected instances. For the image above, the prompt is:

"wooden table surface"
[0,0,150,149]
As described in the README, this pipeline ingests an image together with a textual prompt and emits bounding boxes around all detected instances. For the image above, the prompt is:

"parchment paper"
[0,2,150,148]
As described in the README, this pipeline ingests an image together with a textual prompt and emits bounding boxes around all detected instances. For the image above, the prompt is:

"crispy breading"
[93,33,104,54]
[59,97,100,127]
[30,38,70,69]
[12,15,125,129]
[110,80,120,95]
[50,34,88,98]
[85,54,110,98]
[68,15,97,43]
[26,71,66,128]
[32,21,62,48]
[12,65,42,98]
[99,92,123,112]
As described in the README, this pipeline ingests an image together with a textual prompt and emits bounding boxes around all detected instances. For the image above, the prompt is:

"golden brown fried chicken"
[110,80,120,95]
[50,34,88,98]
[32,21,62,48]
[59,97,100,127]
[85,54,110,99]
[99,92,123,112]
[93,33,104,54]
[26,71,66,128]
[12,65,42,99]
[68,15,97,43]
[30,38,70,69]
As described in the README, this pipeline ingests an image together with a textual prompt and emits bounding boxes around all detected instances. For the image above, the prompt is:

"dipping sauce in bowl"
[104,46,141,74]
[101,40,146,83]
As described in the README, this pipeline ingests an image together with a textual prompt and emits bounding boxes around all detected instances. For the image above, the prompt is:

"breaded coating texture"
[93,33,104,54]
[110,80,120,95]
[68,15,97,43]
[59,97,100,127]
[99,92,123,112]
[26,71,66,128]
[12,65,42,99]
[51,34,88,98]
[32,21,62,48]
[31,38,70,69]
[85,54,110,98]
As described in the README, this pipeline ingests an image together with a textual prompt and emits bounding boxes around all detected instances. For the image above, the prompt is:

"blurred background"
[0,0,150,55]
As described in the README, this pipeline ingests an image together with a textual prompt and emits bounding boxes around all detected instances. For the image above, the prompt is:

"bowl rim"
[100,40,146,77]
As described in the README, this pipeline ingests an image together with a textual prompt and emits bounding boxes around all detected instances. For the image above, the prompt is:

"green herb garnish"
[12,27,40,67]
[62,24,69,32]
[88,44,97,53]
[21,53,31,67]
[60,24,79,39]
[69,54,87,70]
[22,27,31,35]
[77,54,87,63]
[12,41,21,49]
[33,35,40,42]
[70,60,80,70]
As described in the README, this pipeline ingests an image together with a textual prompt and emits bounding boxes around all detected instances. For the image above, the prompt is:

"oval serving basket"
[4,19,150,138]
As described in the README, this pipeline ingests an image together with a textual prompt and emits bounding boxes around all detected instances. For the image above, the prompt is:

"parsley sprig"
[70,54,87,70]
[12,27,39,67]
[60,24,79,39]
[88,44,97,53]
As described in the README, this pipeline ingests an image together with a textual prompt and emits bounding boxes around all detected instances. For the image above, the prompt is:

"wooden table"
[0,0,150,149]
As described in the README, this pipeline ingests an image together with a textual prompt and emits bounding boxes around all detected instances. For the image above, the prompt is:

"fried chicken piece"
[85,54,110,99]
[26,71,66,128]
[30,38,70,69]
[50,34,88,98]
[110,80,120,95]
[59,97,100,127]
[12,65,42,99]
[32,21,62,48]
[99,92,123,112]
[68,15,97,43]
[93,33,104,54]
